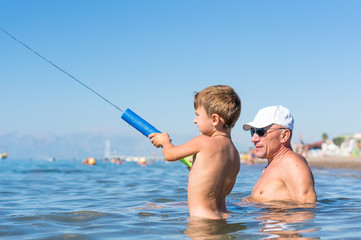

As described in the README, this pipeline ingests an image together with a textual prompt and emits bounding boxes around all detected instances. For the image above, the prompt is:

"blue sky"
[1,1,360,152]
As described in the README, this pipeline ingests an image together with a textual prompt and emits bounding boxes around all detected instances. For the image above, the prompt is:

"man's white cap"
[243,105,294,130]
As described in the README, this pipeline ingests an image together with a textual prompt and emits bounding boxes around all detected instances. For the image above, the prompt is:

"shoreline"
[251,156,361,170]
[307,155,361,170]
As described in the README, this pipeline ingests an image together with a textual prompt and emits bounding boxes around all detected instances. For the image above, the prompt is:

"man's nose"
[251,133,260,143]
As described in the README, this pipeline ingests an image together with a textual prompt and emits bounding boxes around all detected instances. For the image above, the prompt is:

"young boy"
[149,85,241,219]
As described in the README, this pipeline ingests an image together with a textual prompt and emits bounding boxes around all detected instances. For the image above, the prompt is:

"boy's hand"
[149,132,171,148]
[186,156,194,171]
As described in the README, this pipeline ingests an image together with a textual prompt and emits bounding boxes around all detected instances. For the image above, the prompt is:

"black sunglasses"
[250,127,286,137]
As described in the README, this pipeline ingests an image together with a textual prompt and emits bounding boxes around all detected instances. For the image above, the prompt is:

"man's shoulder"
[276,151,311,174]
[283,151,307,164]
[279,151,313,179]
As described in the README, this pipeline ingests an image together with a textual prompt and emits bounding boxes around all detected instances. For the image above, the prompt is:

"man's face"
[250,125,285,159]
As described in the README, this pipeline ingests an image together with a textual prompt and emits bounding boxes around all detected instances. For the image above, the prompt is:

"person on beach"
[242,105,316,204]
[149,85,241,219]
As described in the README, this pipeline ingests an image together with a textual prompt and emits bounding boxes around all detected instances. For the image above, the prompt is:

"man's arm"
[282,154,317,203]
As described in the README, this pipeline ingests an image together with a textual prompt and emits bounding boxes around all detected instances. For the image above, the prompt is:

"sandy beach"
[307,155,361,170]
[250,156,361,170]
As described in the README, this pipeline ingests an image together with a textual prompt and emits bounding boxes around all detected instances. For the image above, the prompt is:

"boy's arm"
[149,133,205,161]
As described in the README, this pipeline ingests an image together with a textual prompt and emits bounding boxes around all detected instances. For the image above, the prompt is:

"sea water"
[0,159,361,239]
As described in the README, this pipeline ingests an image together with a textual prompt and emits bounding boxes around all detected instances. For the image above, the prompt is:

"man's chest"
[251,171,289,201]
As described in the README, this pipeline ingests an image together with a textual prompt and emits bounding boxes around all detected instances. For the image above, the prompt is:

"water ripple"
[0,160,360,239]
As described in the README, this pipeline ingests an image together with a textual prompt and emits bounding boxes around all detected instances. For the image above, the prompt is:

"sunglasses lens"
[257,128,266,136]
[251,128,266,137]
[250,129,255,136]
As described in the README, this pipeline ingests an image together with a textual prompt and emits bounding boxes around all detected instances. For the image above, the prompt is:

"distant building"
[354,133,361,140]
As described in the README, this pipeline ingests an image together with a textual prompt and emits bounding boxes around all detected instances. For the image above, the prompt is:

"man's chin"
[255,150,265,159]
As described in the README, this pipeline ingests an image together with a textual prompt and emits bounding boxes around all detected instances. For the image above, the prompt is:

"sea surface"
[1,159,361,239]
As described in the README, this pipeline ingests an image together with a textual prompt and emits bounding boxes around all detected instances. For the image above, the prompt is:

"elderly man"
[243,105,316,203]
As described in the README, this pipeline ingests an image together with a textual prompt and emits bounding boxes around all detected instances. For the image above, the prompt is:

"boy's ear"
[211,114,223,126]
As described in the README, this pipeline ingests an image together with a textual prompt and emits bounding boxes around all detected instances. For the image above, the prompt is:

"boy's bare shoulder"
[190,135,212,144]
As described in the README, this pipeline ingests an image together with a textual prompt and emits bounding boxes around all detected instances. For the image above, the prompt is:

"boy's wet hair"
[194,85,241,129]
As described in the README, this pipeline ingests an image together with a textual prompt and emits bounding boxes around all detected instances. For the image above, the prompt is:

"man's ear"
[280,129,290,143]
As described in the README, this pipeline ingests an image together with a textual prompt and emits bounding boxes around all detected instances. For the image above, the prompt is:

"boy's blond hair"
[194,85,241,129]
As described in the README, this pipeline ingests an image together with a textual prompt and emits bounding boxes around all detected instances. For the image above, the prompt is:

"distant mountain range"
[0,132,163,160]
[0,131,249,161]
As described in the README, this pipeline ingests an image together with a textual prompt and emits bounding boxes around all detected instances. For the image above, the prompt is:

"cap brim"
[242,121,273,131]
[243,124,253,131]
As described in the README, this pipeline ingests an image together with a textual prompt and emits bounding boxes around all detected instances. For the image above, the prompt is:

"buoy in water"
[88,157,96,165]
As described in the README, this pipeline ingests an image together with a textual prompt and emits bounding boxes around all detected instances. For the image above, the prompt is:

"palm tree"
[322,133,328,141]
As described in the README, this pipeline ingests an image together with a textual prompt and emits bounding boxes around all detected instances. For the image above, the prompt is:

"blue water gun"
[121,108,192,167]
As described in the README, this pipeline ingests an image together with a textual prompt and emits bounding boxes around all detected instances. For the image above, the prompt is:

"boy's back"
[188,134,240,219]
[149,85,241,219]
